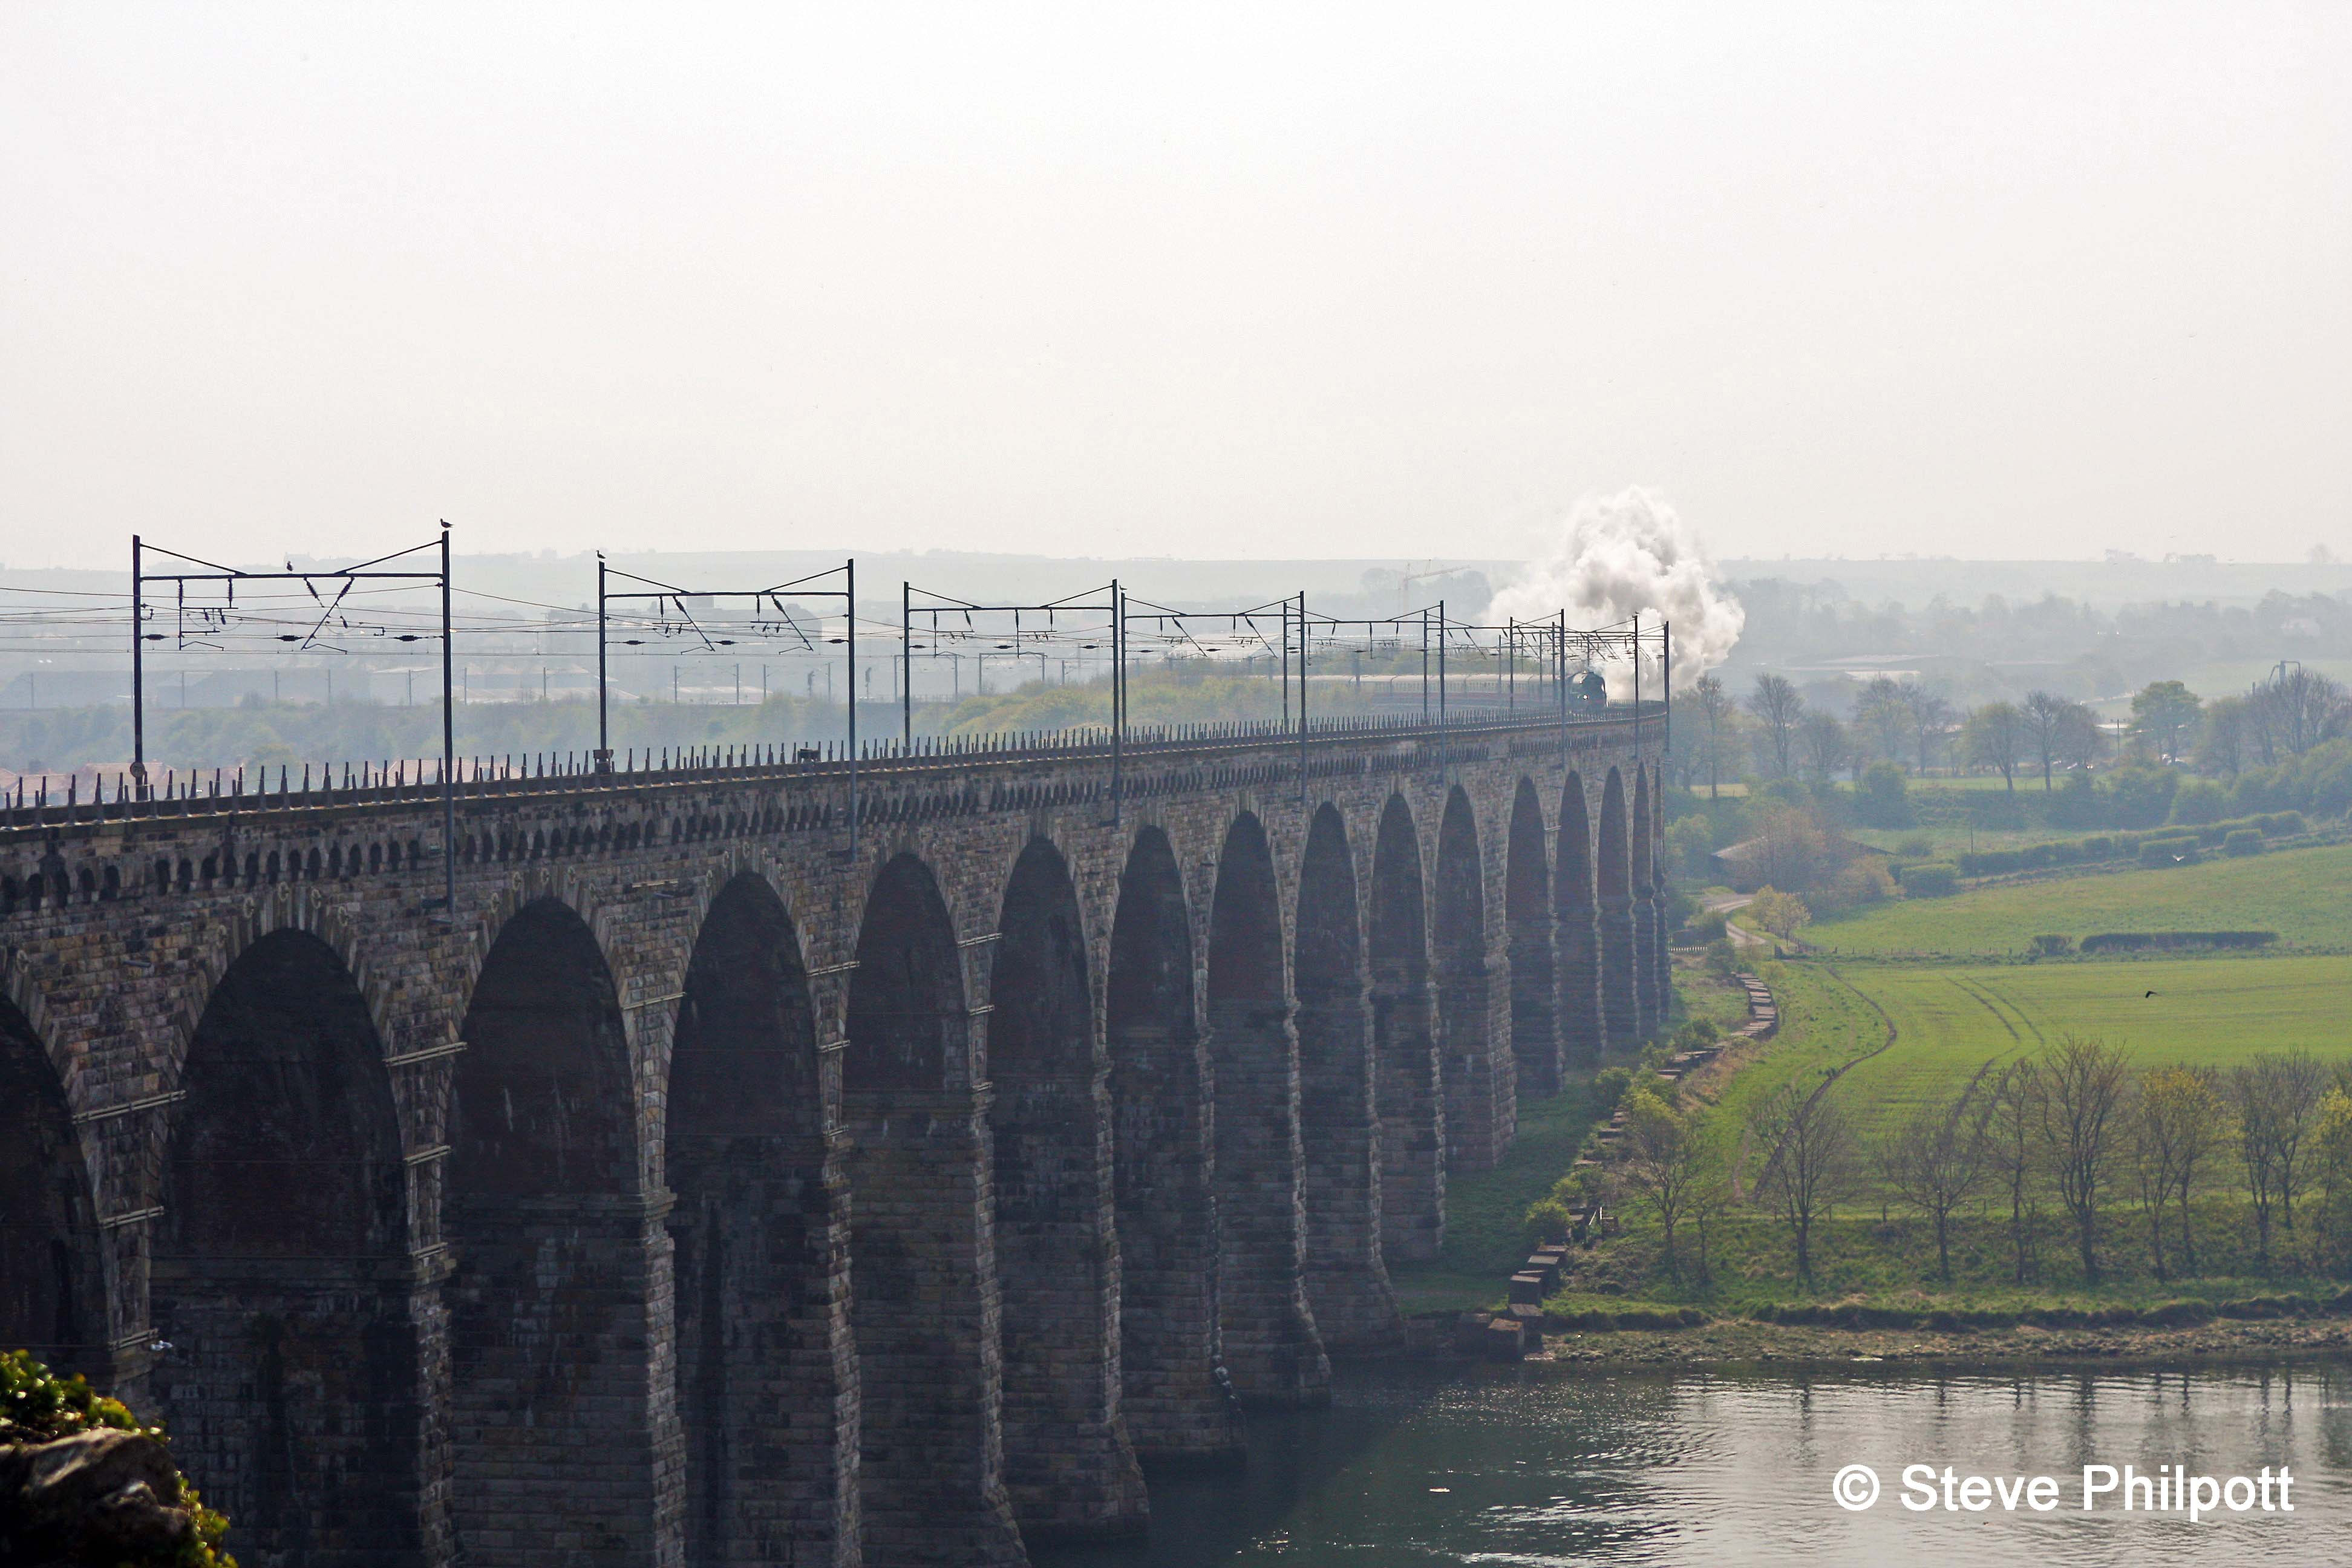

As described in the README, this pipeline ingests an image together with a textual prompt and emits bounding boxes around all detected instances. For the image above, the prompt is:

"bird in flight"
[2145,990,2157,998]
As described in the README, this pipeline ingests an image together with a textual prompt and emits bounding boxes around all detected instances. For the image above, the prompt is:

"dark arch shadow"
[1,999,103,1382]
[155,929,426,1565]
[451,898,666,1568]
[844,853,1025,1565]
[1436,786,1510,1171]
[1557,773,1604,1067]
[1293,805,1400,1351]
[1505,778,1561,1100]
[1639,761,1673,1023]
[1105,827,1236,1463]
[1206,814,1328,1406]
[1597,767,1639,1045]
[1369,796,1442,1263]
[668,873,852,1566]
[991,838,1146,1543]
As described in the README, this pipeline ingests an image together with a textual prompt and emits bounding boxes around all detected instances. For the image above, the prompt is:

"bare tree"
[1962,702,2027,791]
[1749,1076,1860,1279]
[1691,673,1734,800]
[1797,710,1849,785]
[2020,690,2082,791]
[1852,676,1910,766]
[2038,1034,2134,1281]
[1880,1067,1994,1281]
[2229,1051,2328,1269]
[1901,685,1955,776]
[2135,1064,2225,1274]
[2200,694,2249,776]
[1745,673,1805,780]
[1987,1059,2043,1282]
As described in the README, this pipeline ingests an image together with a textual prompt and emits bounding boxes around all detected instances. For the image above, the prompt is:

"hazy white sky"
[4,3,2347,571]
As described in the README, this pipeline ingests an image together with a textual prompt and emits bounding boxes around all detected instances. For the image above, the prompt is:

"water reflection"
[1038,1361,2352,1567]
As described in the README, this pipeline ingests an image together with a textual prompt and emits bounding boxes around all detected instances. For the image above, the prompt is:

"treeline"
[1551,1034,2352,1296]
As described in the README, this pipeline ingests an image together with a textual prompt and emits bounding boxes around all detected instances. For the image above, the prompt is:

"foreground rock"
[0,1429,200,1566]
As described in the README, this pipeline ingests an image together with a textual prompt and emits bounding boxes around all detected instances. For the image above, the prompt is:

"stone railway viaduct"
[0,708,1668,1567]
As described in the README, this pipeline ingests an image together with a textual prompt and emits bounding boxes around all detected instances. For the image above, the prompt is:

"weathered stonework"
[0,711,1659,1566]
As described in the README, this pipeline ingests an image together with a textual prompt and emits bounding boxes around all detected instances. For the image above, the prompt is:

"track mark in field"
[1949,975,2021,1042]
[1974,975,2046,1047]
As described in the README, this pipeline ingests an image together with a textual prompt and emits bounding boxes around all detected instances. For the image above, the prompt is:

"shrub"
[1900,862,1959,897]
[2224,827,2263,857]
[1855,760,1912,827]
[2079,834,2115,860]
[2027,933,2076,956]
[1522,1197,1574,1247]
[2169,777,2232,825]
[2138,834,2201,868]
[1592,1065,1634,1113]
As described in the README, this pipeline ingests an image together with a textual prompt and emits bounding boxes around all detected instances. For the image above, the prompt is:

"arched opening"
[844,854,1024,1565]
[1292,806,1398,1350]
[667,874,851,1566]
[451,899,668,1568]
[1631,764,1661,1040]
[1505,779,1561,1100]
[1557,773,1604,1067]
[1105,828,1234,1462]
[1206,814,1328,1405]
[155,929,427,1565]
[0,1000,102,1384]
[990,839,1145,1541]
[1597,766,1639,1046]
[1369,796,1442,1263]
[1435,787,1509,1172]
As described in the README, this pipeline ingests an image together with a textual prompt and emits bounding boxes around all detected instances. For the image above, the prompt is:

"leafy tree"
[1747,885,1812,941]
[1744,673,1805,780]
[2200,694,2249,776]
[1962,702,2027,791]
[2131,680,2203,763]
[2020,690,2092,791]
[2037,1034,2133,1282]
[1618,1085,1713,1281]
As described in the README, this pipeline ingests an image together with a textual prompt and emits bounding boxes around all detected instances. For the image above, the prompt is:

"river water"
[1039,1360,2352,1567]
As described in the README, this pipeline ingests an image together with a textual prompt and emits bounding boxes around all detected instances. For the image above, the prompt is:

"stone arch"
[1104,826,1232,1462]
[1205,812,1328,1405]
[989,838,1145,1543]
[1557,772,1603,1067]
[1292,805,1398,1350]
[844,852,1024,1565]
[1368,795,1442,1263]
[667,871,855,1567]
[1597,766,1639,1045]
[450,896,672,1568]
[0,993,103,1384]
[1642,759,1674,1023]
[1435,786,1509,1171]
[1505,777,1561,1100]
[153,927,431,1564]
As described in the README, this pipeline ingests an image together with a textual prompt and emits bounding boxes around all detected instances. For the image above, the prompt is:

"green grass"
[1388,1076,1610,1314]
[1808,840,2352,957]
[1826,955,2352,1139]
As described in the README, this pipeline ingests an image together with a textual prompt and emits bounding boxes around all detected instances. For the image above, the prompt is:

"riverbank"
[1532,1312,2352,1372]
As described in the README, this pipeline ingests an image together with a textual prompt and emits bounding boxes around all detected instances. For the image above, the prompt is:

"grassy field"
[1828,955,2352,1137]
[1807,840,2352,957]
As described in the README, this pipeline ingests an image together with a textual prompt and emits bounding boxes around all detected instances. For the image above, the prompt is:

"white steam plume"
[1488,485,1743,697]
